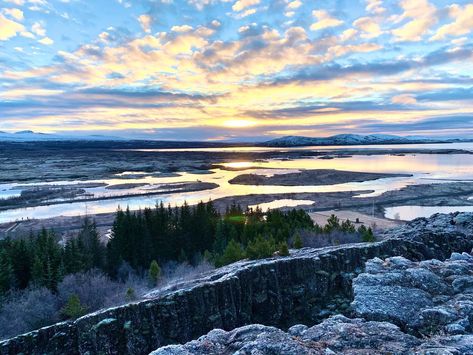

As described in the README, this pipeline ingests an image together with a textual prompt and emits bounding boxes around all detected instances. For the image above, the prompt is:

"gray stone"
[152,315,421,355]
[352,245,473,336]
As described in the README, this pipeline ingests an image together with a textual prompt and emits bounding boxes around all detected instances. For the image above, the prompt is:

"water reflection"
[385,206,473,221]
[1,151,473,223]
[249,199,315,211]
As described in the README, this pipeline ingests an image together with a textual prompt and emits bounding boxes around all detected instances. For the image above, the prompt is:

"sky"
[0,0,472,141]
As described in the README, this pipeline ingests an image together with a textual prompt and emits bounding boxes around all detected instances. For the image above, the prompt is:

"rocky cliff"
[2,212,473,355]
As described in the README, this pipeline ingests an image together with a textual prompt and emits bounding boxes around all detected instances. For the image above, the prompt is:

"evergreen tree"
[0,250,13,294]
[217,239,245,266]
[361,226,375,242]
[125,287,136,302]
[293,233,303,249]
[77,217,105,270]
[7,239,31,289]
[279,242,290,256]
[61,294,87,319]
[325,214,340,233]
[246,235,275,260]
[148,260,161,286]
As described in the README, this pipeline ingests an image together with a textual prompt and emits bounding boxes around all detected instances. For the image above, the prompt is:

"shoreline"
[2,181,473,239]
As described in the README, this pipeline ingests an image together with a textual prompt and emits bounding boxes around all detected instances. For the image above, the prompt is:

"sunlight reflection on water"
[1,151,473,223]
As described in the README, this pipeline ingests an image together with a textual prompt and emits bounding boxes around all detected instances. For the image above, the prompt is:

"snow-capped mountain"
[262,134,448,147]
[0,131,125,142]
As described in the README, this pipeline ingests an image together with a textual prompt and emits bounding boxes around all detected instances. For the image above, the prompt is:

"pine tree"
[61,294,87,319]
[246,235,275,260]
[77,217,105,270]
[8,239,31,289]
[125,287,136,302]
[279,242,290,256]
[293,233,303,249]
[361,227,375,242]
[217,239,245,266]
[148,260,161,286]
[0,250,13,294]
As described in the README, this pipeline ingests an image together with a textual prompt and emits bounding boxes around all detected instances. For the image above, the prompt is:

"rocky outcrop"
[152,315,422,354]
[352,252,473,336]
[153,314,473,354]
[2,212,473,354]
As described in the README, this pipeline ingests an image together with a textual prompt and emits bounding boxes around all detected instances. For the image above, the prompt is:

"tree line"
[0,201,375,297]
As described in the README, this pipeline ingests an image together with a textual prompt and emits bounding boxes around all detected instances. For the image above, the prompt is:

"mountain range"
[261,134,469,147]
[0,130,124,142]
[0,131,470,146]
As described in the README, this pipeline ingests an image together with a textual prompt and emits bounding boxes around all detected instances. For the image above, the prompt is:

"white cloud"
[365,0,385,14]
[20,30,35,38]
[391,0,437,42]
[353,17,382,38]
[431,4,473,41]
[340,28,357,42]
[31,21,46,36]
[38,36,53,45]
[2,8,24,21]
[310,10,343,31]
[138,14,152,33]
[235,7,256,18]
[3,0,25,5]
[0,13,24,40]
[232,0,259,12]
[171,25,193,32]
[287,0,301,10]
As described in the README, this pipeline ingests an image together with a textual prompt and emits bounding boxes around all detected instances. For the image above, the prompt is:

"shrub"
[148,260,161,286]
[57,270,123,312]
[246,235,276,260]
[279,242,290,256]
[125,287,136,302]
[217,239,245,266]
[293,233,303,249]
[361,227,376,242]
[0,287,59,340]
[61,294,87,319]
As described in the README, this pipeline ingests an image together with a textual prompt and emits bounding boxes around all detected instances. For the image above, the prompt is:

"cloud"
[310,10,343,32]
[232,0,259,12]
[391,0,437,42]
[31,21,46,36]
[3,0,26,5]
[353,17,382,38]
[171,25,193,33]
[365,0,385,14]
[2,0,473,139]
[0,13,24,40]
[38,36,53,45]
[2,8,24,21]
[138,14,152,33]
[339,28,357,42]
[431,4,473,41]
[361,115,473,133]
[391,94,417,105]
[287,0,302,10]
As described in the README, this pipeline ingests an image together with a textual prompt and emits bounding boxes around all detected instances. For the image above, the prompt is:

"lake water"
[385,206,473,221]
[1,142,473,223]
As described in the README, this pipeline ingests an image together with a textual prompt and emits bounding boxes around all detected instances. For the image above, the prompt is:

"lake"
[1,142,473,223]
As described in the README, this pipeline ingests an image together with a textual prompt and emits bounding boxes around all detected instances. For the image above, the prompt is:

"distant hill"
[0,131,125,142]
[261,134,460,147]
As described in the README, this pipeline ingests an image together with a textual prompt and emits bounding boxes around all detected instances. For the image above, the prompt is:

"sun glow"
[222,119,257,128]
